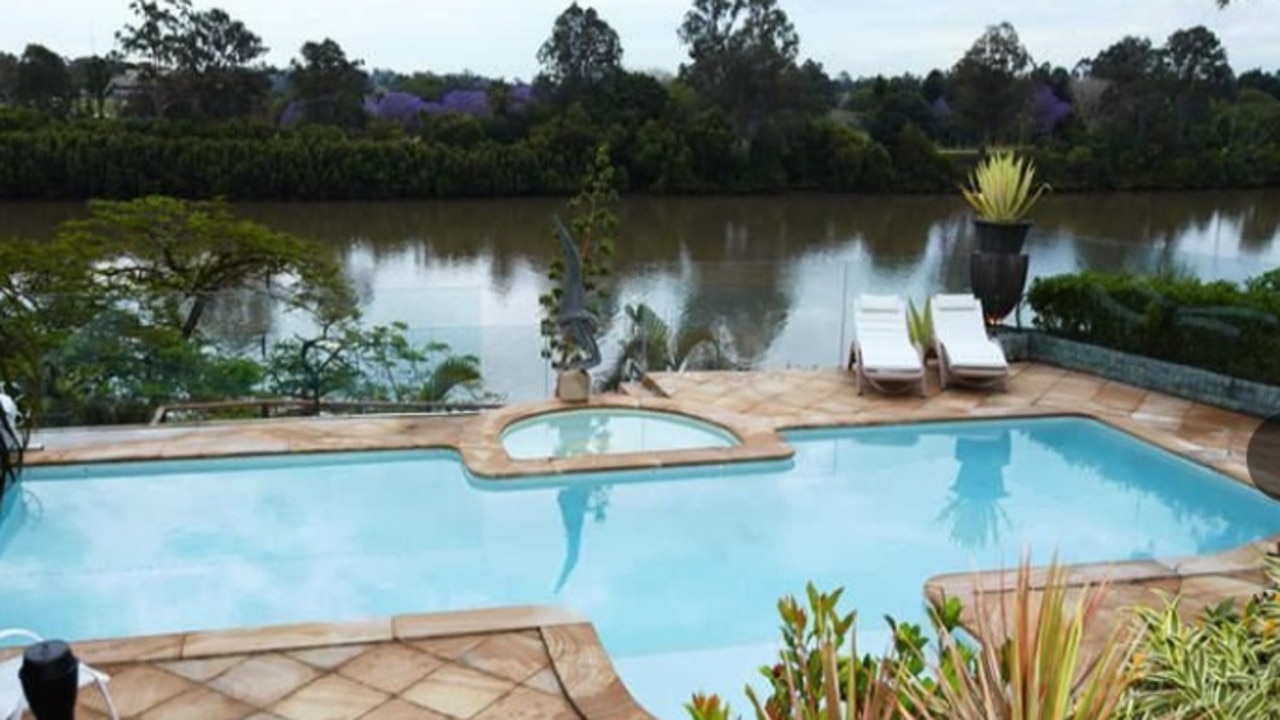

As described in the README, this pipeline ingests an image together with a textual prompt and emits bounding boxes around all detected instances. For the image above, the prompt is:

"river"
[6,191,1280,402]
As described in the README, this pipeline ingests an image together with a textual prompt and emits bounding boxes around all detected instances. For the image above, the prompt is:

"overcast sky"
[5,0,1278,80]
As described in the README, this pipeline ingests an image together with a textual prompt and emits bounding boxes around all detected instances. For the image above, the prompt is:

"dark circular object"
[1246,414,1280,501]
[20,641,77,681]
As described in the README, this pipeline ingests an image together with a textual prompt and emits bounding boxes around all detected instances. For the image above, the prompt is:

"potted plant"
[961,150,1050,326]
[960,150,1050,255]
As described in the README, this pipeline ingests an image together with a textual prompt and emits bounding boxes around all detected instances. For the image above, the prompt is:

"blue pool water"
[3,416,1279,718]
[501,408,738,460]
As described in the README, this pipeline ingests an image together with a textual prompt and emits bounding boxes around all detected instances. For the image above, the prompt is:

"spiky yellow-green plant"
[960,151,1051,223]
[907,299,933,351]
[903,554,1140,720]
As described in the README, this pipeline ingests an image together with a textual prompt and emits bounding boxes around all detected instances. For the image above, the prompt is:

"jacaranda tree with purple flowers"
[1029,84,1072,136]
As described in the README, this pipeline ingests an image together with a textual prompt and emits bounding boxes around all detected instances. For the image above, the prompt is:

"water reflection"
[5,192,1279,401]
[554,482,610,593]
[936,429,1012,550]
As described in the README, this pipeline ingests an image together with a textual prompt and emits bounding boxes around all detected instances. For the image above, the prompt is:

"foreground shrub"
[1027,270,1280,385]
[1121,554,1280,719]
[690,555,1136,719]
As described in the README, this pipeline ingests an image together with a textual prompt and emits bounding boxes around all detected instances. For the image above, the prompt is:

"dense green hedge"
[0,114,919,200]
[1027,270,1280,385]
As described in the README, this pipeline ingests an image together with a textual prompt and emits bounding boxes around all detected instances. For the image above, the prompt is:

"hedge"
[1026,269,1280,385]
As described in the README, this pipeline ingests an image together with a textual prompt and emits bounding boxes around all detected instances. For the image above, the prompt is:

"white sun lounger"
[930,294,1010,391]
[849,294,925,397]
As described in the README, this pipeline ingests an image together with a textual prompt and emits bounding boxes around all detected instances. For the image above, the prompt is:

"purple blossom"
[1029,85,1072,136]
[510,83,535,107]
[931,96,951,118]
[279,100,303,128]
[365,92,432,126]
[440,89,491,117]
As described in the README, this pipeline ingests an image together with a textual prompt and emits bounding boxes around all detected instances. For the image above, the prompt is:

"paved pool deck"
[11,362,1278,719]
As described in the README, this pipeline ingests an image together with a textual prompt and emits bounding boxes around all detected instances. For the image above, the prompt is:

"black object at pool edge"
[19,640,79,720]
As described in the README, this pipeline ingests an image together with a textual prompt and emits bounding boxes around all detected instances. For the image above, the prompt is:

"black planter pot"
[969,252,1029,326]
[973,220,1032,255]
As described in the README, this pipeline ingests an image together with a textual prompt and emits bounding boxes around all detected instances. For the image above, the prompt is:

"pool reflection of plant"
[935,430,1013,551]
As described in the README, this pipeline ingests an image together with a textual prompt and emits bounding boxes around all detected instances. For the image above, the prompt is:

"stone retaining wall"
[996,329,1280,418]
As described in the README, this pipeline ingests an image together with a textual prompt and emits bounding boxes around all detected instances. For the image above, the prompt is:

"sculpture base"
[556,370,592,403]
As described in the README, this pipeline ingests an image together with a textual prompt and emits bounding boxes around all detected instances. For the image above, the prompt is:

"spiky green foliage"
[960,150,1051,223]
[907,299,933,351]
[906,557,1137,720]
[605,302,733,387]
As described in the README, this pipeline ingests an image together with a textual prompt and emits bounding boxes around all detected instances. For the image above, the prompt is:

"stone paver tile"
[523,667,565,696]
[458,632,551,684]
[472,686,581,720]
[338,644,443,695]
[360,699,451,720]
[287,644,370,670]
[80,665,195,717]
[402,665,515,719]
[159,654,248,682]
[412,635,487,661]
[139,687,254,720]
[1091,383,1148,412]
[210,654,320,708]
[271,676,388,720]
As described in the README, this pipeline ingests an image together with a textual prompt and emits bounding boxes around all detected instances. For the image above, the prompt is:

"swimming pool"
[2,416,1278,718]
[500,408,739,460]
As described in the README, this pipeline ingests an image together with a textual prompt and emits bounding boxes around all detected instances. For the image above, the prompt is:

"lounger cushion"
[860,339,921,372]
[942,338,1008,369]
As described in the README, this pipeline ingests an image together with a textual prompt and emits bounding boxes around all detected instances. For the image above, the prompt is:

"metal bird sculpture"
[553,215,603,371]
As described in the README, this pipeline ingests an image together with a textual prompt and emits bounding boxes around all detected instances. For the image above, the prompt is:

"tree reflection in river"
[4,192,1278,400]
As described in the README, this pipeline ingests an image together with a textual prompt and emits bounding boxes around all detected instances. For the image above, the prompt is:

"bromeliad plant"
[960,150,1051,224]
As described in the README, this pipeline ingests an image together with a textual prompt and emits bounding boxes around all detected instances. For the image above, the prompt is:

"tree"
[1083,36,1171,146]
[57,196,351,340]
[1165,26,1235,141]
[115,0,269,119]
[677,0,802,135]
[0,52,17,104]
[264,315,484,414]
[70,54,123,118]
[14,44,74,117]
[1165,26,1234,96]
[288,38,369,127]
[949,23,1033,145]
[537,3,623,92]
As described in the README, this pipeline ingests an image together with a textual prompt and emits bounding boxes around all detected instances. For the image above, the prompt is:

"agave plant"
[960,150,1051,224]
